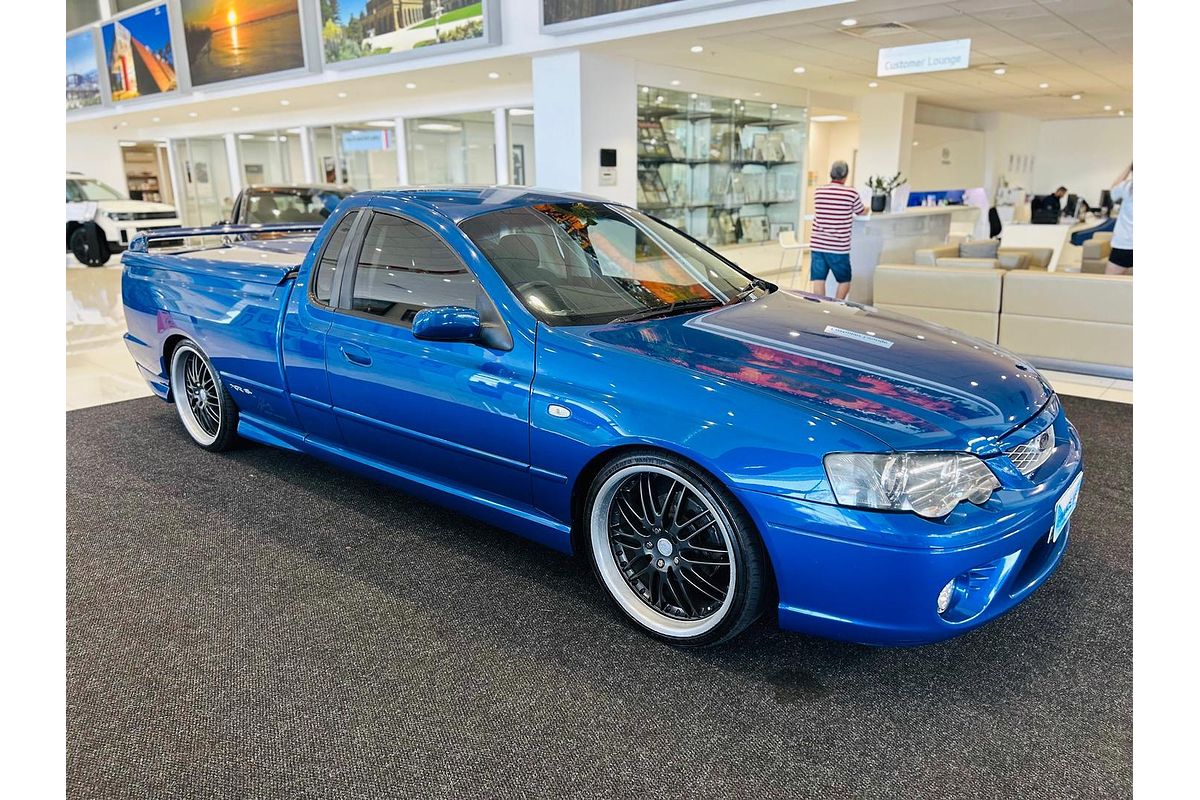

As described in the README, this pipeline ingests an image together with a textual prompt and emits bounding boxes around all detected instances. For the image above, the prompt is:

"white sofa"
[873,264,1003,343]
[874,264,1132,375]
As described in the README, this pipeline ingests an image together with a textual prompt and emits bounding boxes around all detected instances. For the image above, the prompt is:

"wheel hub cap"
[656,537,674,557]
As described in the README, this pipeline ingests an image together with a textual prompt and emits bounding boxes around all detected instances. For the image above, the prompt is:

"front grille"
[1005,428,1055,476]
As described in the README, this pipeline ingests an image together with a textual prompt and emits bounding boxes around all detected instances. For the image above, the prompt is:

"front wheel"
[70,223,110,266]
[586,451,767,647]
[169,341,238,451]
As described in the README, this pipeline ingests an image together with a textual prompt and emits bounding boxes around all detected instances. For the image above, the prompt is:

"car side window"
[312,210,358,305]
[349,213,478,327]
[66,180,83,203]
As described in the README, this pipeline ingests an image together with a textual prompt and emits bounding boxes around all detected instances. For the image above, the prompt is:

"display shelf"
[637,85,807,246]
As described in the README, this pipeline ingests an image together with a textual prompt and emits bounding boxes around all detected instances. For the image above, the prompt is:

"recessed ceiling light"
[811,114,848,122]
[753,91,761,97]
[237,133,255,140]
[231,106,240,112]
[405,82,417,89]
[733,98,742,105]
[366,120,394,127]
[993,67,1006,75]
[690,45,703,53]
[641,86,649,93]
[1118,109,1126,116]
[868,81,879,88]
[417,122,462,133]
[670,79,681,86]
[487,72,500,79]
[509,108,534,116]
[1071,93,1082,100]
[151,116,160,122]
[337,91,347,98]
[913,140,919,146]
[188,111,198,117]
[841,18,858,26]
[1039,82,1050,89]
[793,66,806,74]
[690,93,698,99]
[280,99,290,105]
[1104,104,1113,111]
[770,103,778,110]
[119,120,128,126]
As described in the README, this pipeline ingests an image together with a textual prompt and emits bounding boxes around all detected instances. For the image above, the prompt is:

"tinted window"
[312,211,358,304]
[459,202,758,326]
[349,214,478,326]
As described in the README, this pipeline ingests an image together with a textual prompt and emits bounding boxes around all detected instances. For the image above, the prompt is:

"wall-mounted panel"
[181,1,307,87]
[320,0,492,68]
[67,30,103,111]
[102,3,179,101]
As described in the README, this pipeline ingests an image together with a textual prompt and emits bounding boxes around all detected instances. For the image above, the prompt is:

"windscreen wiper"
[610,298,725,325]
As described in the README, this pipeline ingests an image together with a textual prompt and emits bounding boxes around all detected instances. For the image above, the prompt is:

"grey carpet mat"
[67,395,1131,799]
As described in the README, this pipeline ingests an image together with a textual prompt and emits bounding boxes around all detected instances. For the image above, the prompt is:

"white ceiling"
[598,0,1132,119]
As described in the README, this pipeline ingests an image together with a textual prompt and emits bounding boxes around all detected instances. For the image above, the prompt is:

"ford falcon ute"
[121,187,1083,648]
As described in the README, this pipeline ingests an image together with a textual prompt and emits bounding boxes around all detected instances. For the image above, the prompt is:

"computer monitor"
[1099,189,1114,215]
[1063,193,1078,217]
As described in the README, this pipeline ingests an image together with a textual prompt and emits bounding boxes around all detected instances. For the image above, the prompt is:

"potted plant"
[866,173,907,212]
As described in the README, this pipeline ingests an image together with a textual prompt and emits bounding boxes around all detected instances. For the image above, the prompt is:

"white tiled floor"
[66,256,1132,410]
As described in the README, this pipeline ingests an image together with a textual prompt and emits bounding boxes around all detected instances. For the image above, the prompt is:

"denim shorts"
[810,250,852,283]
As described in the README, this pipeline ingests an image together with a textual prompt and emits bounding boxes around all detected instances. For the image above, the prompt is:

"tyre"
[168,341,238,451]
[70,223,110,266]
[585,451,767,647]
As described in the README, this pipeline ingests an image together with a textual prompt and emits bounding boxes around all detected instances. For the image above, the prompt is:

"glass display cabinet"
[637,86,807,247]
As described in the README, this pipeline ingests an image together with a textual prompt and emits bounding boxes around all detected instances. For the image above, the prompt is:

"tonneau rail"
[128,223,325,253]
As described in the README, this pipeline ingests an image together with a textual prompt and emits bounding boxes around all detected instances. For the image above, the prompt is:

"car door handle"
[340,343,372,367]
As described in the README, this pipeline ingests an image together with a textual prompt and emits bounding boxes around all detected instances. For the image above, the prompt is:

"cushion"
[936,257,1000,270]
[1001,270,1132,325]
[958,239,1001,259]
[873,264,1002,312]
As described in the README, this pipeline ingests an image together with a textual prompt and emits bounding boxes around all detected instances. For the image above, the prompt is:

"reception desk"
[815,208,955,304]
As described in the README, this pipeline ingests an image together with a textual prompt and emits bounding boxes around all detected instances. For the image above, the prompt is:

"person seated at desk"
[1031,187,1068,223]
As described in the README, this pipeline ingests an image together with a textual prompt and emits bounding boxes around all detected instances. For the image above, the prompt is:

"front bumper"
[739,412,1083,646]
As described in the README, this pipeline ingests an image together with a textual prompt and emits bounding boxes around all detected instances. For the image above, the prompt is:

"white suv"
[66,173,181,266]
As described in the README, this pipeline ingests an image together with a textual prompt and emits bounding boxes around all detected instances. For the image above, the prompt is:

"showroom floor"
[66,394,1131,798]
[66,258,1134,411]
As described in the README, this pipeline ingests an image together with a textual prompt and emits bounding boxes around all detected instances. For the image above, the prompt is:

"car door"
[323,208,535,508]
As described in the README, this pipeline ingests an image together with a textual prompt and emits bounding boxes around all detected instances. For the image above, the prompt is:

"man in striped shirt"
[810,160,868,299]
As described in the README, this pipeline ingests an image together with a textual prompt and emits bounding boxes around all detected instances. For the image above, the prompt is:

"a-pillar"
[854,92,917,206]
[531,51,636,205]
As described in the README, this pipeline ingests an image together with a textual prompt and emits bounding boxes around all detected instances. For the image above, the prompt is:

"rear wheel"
[169,342,237,451]
[586,451,767,647]
[69,223,110,266]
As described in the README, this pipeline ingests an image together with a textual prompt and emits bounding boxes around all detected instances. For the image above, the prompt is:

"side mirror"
[412,306,481,343]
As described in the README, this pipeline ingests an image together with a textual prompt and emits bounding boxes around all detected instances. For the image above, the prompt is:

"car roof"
[245,183,354,193]
[355,185,618,224]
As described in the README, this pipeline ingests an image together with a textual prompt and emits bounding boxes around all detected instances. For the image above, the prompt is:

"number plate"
[1050,472,1083,544]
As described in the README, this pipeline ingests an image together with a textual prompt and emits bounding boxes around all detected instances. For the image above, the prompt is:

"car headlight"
[104,211,135,221]
[824,452,1000,518]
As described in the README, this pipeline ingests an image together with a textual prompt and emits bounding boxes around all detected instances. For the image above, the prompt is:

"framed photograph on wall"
[320,0,493,67]
[66,31,102,111]
[181,0,306,87]
[102,4,178,102]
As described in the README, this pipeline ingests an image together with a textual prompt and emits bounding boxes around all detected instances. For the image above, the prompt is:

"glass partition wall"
[405,112,497,185]
[171,137,234,226]
[309,122,399,190]
[236,129,306,186]
[637,86,807,247]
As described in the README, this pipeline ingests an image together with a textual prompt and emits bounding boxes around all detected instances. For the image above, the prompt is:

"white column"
[223,133,243,197]
[298,126,315,183]
[164,139,186,222]
[393,117,409,185]
[532,50,636,204]
[493,108,510,185]
[855,92,917,206]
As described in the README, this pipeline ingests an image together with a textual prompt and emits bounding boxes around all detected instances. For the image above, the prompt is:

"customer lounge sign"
[877,39,971,77]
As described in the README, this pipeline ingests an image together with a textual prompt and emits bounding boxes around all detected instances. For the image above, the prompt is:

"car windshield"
[246,189,349,224]
[459,202,764,326]
[69,179,125,202]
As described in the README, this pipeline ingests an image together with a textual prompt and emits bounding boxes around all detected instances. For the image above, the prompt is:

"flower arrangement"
[866,173,907,195]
